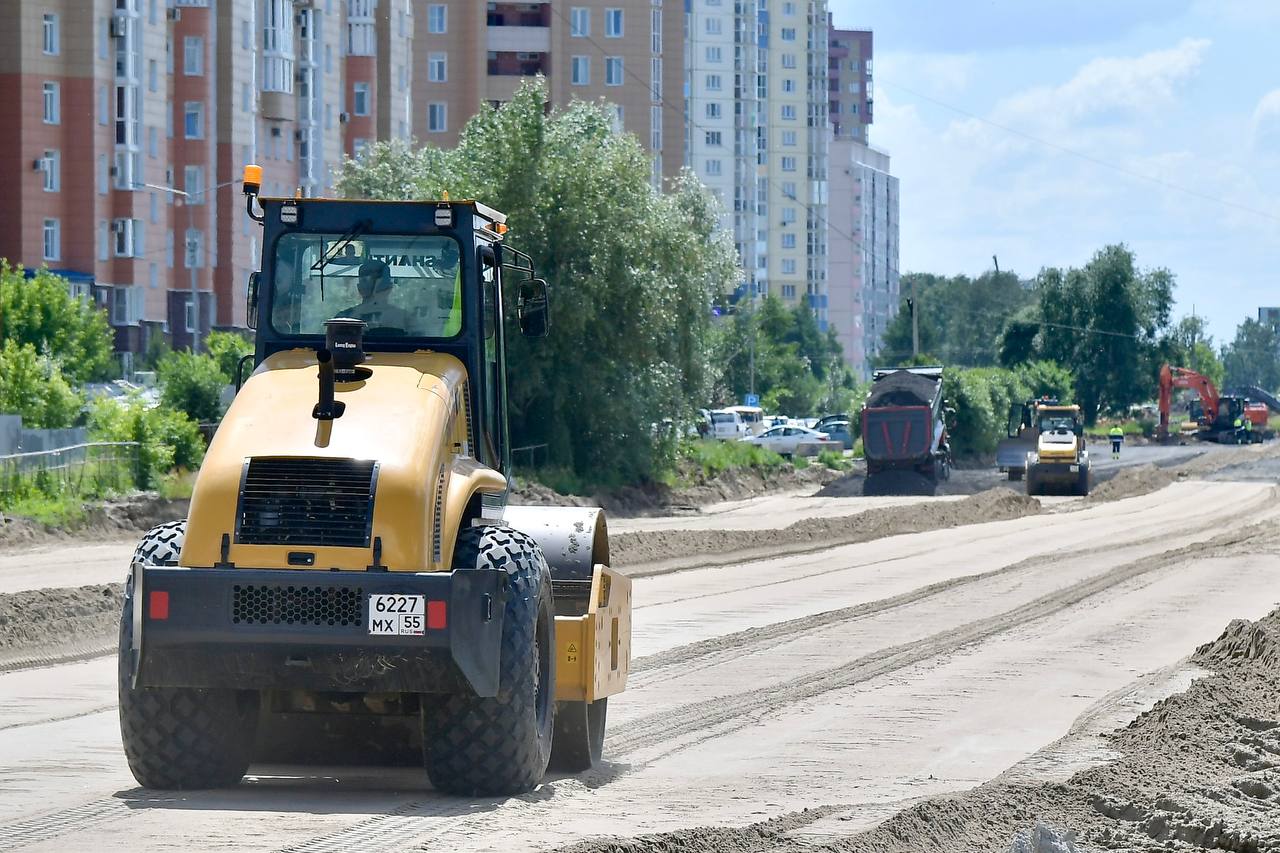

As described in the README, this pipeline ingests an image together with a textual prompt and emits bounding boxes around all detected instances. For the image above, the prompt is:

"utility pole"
[910,276,919,360]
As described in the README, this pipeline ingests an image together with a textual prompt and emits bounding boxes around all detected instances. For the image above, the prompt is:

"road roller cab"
[117,167,631,795]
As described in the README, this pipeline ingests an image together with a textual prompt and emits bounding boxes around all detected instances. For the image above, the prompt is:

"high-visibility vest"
[443,268,462,336]
[1234,418,1243,428]
[1109,427,1123,438]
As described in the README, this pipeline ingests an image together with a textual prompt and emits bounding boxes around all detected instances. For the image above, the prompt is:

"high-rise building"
[759,0,828,320]
[411,0,684,185]
[829,139,897,373]
[684,0,760,294]
[1260,307,1280,327]
[0,0,411,369]
[828,25,870,143]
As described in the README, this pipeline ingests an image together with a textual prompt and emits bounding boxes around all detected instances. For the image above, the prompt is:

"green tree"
[1157,315,1224,390]
[335,80,740,483]
[206,330,254,383]
[157,350,227,423]
[881,270,1034,367]
[1221,317,1280,392]
[0,340,84,428]
[1003,245,1174,423]
[0,262,116,383]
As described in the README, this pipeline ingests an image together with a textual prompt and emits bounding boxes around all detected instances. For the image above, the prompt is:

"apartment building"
[828,25,870,143]
[828,139,896,373]
[684,0,760,293]
[758,0,828,320]
[411,1,684,184]
[0,0,410,369]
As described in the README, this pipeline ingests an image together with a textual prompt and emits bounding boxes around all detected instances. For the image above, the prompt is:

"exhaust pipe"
[313,349,346,420]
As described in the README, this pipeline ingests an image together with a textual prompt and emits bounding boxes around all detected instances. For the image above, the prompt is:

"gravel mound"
[1085,465,1178,503]
[0,496,189,549]
[612,488,1041,573]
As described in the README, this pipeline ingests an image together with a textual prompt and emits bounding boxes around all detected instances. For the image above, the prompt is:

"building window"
[705,102,721,119]
[781,104,796,120]
[148,59,158,92]
[605,57,623,86]
[781,259,797,275]
[782,130,797,146]
[781,283,796,297]
[184,165,205,204]
[43,14,59,55]
[705,17,721,35]
[570,7,589,36]
[781,233,796,249]
[40,150,60,192]
[185,295,197,332]
[352,82,370,115]
[263,0,296,91]
[781,27,796,41]
[42,82,60,124]
[783,78,796,93]
[705,159,722,177]
[781,181,797,198]
[781,53,797,69]
[183,36,203,75]
[428,53,447,82]
[705,130,722,146]
[781,156,796,172]
[571,56,590,85]
[42,219,60,261]
[783,1,796,13]
[428,4,446,33]
[706,46,721,63]
[781,207,797,224]
[183,101,204,138]
[114,219,140,258]
[428,102,447,132]
[98,222,109,261]
[604,8,623,37]
[705,74,721,91]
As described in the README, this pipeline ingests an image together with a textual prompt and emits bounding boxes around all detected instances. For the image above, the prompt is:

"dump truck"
[1024,403,1091,497]
[117,167,630,795]
[861,366,951,496]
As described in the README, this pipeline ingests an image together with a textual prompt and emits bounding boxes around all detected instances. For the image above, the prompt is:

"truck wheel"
[1025,472,1039,497]
[1008,469,1023,482]
[549,698,608,773]
[118,521,259,790]
[423,524,556,795]
[1077,466,1091,497]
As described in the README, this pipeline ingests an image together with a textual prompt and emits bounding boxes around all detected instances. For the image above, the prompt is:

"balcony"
[487,4,551,27]
[488,51,548,77]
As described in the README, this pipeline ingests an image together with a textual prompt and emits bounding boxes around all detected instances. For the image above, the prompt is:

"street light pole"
[144,179,237,353]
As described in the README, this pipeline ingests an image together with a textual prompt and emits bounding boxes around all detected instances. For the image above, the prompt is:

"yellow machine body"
[554,565,633,702]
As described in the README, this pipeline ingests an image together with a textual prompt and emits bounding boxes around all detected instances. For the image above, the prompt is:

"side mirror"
[518,278,549,338]
[235,353,254,391]
[246,271,260,330]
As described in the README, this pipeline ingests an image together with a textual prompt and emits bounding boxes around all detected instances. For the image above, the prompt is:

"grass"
[678,439,788,480]
[5,493,89,528]
[156,469,198,500]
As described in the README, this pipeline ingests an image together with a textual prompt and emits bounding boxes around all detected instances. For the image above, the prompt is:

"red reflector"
[149,590,170,621]
[427,600,447,630]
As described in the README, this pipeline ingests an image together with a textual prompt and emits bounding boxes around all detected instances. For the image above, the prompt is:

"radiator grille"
[232,584,364,626]
[236,457,378,548]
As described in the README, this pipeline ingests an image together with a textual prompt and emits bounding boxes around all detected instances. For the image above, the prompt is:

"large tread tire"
[423,524,556,796]
[1077,466,1091,497]
[118,521,259,790]
[1008,469,1023,482]
[549,698,607,773]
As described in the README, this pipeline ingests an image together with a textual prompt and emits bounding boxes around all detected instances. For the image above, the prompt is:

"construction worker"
[1233,414,1245,444]
[1243,413,1253,443]
[1109,423,1124,459]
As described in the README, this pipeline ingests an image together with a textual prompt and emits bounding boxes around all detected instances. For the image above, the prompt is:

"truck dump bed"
[863,406,934,462]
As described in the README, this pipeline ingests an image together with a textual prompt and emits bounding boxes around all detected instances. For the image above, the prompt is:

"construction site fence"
[0,442,141,505]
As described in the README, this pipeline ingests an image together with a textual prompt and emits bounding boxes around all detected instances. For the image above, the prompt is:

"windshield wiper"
[312,219,372,301]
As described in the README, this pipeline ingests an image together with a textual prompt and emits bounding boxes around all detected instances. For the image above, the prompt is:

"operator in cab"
[338,259,412,331]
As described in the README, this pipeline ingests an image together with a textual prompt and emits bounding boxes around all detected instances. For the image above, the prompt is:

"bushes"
[679,439,788,479]
[206,331,253,384]
[87,395,205,490]
[158,350,227,423]
[0,340,83,428]
[941,361,1075,458]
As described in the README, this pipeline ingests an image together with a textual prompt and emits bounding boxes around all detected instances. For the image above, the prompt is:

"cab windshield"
[1038,414,1077,433]
[271,233,462,338]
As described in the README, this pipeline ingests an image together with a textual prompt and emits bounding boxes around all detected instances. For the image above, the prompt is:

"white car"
[709,409,747,440]
[740,424,836,457]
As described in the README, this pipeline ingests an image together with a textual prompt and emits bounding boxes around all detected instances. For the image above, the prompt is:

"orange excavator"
[1158,364,1266,444]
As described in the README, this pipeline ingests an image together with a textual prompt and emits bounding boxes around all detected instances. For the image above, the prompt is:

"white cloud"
[876,52,978,98]
[1251,88,1280,152]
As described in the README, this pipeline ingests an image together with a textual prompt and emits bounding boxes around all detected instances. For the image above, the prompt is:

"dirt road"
[1,475,1278,852]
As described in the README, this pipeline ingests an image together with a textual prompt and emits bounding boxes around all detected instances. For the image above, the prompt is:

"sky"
[827,0,1280,346]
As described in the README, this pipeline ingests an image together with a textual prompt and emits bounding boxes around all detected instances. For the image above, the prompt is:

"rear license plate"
[1069,465,1080,472]
[368,594,425,636]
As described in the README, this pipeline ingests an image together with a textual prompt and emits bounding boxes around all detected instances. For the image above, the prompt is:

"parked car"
[740,424,838,457]
[822,419,854,450]
[709,409,747,440]
[723,405,767,436]
[814,413,851,433]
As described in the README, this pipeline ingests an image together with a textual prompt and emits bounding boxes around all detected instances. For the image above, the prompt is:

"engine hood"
[181,349,498,571]
[1037,431,1079,457]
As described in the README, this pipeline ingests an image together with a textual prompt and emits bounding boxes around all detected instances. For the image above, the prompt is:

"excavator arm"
[1158,364,1221,442]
